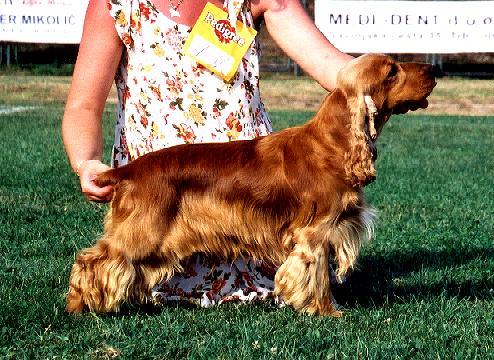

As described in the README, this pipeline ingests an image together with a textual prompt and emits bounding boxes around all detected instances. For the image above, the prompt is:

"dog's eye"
[387,64,398,78]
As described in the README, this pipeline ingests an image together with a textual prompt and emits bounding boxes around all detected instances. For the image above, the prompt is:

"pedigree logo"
[204,12,246,47]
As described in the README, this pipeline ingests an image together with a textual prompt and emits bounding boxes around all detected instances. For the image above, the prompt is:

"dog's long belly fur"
[167,194,289,265]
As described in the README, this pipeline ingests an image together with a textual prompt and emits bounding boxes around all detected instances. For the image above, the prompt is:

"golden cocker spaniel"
[67,54,436,316]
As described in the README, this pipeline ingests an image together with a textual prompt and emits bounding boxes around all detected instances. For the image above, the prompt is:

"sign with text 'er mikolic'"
[0,0,89,44]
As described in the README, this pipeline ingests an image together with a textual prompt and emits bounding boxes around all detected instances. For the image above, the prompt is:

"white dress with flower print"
[108,0,281,306]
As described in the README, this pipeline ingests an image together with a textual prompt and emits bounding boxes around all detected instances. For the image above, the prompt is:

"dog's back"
[95,138,265,187]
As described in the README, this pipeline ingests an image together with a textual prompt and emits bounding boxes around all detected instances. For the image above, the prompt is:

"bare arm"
[61,0,122,201]
[253,0,353,91]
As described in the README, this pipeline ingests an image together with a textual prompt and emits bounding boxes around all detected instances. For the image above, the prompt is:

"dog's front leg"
[274,241,341,317]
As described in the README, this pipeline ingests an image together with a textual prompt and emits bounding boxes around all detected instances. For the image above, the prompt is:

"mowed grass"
[1,96,494,357]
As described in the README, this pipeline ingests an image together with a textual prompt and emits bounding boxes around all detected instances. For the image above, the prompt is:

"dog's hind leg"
[67,223,180,313]
[67,182,181,313]
[274,232,341,316]
[66,240,136,313]
[104,216,181,308]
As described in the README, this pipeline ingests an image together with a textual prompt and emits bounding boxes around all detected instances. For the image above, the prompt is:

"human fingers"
[78,160,114,202]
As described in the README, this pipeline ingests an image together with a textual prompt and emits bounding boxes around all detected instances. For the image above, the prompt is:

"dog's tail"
[94,168,125,187]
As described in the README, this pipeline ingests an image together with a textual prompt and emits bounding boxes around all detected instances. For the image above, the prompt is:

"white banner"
[315,0,494,53]
[0,0,89,44]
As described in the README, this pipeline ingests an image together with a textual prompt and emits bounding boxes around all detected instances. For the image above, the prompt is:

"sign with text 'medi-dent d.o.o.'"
[0,0,89,44]
[315,0,494,53]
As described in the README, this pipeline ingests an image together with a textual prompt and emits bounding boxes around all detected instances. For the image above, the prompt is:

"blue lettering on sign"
[19,15,76,25]
[418,15,438,25]
[359,15,375,25]
[328,14,350,25]
[22,15,33,24]
[391,15,411,25]
[0,13,17,24]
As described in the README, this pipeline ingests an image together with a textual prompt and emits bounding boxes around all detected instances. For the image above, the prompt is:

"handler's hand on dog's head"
[78,160,113,203]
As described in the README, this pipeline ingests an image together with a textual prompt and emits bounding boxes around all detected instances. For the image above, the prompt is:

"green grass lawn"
[0,103,493,359]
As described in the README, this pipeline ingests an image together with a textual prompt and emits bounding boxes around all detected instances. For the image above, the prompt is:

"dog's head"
[336,54,436,187]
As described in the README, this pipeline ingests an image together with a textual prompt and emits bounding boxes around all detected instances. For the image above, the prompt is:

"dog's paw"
[275,245,341,317]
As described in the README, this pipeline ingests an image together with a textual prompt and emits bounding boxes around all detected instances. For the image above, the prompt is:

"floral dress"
[108,0,281,306]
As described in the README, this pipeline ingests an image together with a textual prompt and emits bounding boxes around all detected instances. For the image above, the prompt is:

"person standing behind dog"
[62,0,353,307]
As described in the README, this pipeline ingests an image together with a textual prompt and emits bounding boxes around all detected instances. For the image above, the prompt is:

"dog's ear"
[336,56,379,188]
[343,92,377,188]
